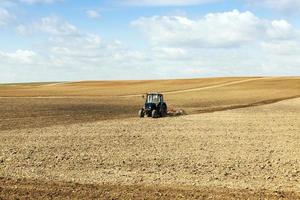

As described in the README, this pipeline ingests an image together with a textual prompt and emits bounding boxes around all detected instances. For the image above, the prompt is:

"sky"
[0,0,300,83]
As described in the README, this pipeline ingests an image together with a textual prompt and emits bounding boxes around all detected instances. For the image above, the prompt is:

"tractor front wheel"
[152,110,158,118]
[138,109,144,118]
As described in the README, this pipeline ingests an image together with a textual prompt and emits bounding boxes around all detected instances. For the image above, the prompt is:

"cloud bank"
[0,3,300,82]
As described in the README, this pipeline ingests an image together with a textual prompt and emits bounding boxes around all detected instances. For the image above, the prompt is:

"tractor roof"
[147,92,163,95]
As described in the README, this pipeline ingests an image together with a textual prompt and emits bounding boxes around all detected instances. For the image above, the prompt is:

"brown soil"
[1,178,299,200]
[1,77,300,131]
[0,98,299,199]
[0,77,299,199]
[0,97,140,131]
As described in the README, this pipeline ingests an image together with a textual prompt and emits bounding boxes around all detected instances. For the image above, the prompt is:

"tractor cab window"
[147,94,160,103]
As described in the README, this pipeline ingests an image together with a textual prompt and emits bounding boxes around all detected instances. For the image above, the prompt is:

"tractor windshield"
[147,94,160,104]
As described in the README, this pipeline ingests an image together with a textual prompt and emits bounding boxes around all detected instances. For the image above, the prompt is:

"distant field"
[0,77,247,96]
[0,77,299,130]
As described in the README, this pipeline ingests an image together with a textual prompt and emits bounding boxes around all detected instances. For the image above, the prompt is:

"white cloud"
[0,49,36,64]
[152,47,187,59]
[2,16,153,82]
[266,20,297,40]
[118,0,219,6]
[19,0,63,4]
[86,10,101,19]
[15,24,27,35]
[17,16,79,36]
[1,10,300,83]
[130,10,300,77]
[17,17,145,66]
[247,0,300,12]
[0,0,63,5]
[37,16,78,36]
[0,8,12,26]
[132,10,265,48]
[262,41,300,55]
[132,10,300,49]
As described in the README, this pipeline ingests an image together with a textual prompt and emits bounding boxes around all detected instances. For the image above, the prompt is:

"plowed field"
[0,77,299,199]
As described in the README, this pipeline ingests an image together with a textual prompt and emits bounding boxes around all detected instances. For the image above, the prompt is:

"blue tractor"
[139,93,168,118]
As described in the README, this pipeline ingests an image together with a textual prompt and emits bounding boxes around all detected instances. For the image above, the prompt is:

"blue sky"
[0,0,300,83]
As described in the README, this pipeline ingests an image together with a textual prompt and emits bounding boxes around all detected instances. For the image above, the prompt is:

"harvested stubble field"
[0,77,299,199]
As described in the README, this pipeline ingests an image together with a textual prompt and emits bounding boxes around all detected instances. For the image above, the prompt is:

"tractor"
[138,93,167,118]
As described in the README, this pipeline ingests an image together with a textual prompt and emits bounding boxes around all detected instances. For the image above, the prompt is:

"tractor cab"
[139,93,167,118]
[146,93,163,104]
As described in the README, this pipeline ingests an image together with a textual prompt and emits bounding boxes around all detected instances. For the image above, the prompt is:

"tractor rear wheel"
[152,110,158,118]
[138,109,144,118]
[161,110,167,117]
[161,105,167,117]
